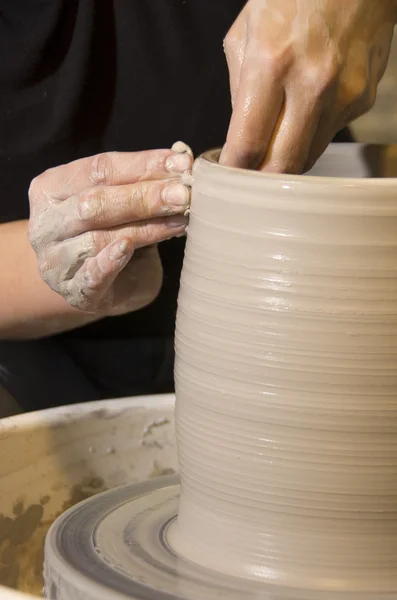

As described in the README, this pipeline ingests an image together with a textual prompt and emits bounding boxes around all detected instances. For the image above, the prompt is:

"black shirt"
[0,0,352,340]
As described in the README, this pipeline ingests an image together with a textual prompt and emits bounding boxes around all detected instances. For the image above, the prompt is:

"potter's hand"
[221,0,397,173]
[28,145,192,315]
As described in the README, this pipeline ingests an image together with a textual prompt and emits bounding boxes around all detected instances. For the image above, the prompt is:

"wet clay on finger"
[168,144,397,593]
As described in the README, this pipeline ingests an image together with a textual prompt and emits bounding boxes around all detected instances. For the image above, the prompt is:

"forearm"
[0,220,101,339]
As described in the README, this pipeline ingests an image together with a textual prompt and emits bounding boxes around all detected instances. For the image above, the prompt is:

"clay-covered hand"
[28,144,192,315]
[221,0,397,173]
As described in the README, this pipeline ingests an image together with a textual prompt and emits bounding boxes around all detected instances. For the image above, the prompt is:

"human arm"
[0,219,101,339]
[221,0,397,173]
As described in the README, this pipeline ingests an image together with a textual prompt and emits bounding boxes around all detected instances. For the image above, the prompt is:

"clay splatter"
[0,469,174,596]
[143,417,170,437]
[149,460,175,479]
[0,477,106,596]
[142,417,171,449]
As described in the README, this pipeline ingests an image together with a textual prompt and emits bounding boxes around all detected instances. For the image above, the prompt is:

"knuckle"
[91,229,108,253]
[141,148,168,181]
[136,222,154,246]
[224,31,238,54]
[261,45,294,80]
[115,185,134,215]
[28,172,47,204]
[77,188,105,224]
[321,54,341,82]
[82,273,101,293]
[88,152,115,186]
[138,153,153,181]
[131,184,148,216]
[340,72,369,105]
[303,55,340,94]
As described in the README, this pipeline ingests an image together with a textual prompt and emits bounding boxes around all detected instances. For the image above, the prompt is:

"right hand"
[28,144,192,316]
[221,0,396,173]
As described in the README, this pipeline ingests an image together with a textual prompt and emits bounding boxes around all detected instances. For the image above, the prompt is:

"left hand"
[28,145,191,315]
[220,0,397,173]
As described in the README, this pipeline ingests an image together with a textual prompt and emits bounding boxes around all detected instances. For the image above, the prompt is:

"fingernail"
[165,153,192,173]
[171,141,193,156]
[162,183,190,207]
[109,239,129,261]
[166,215,188,229]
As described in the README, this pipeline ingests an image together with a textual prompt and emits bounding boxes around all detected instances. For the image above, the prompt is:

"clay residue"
[142,417,170,449]
[143,417,170,437]
[0,467,176,596]
[149,460,175,479]
[0,403,176,596]
[0,476,106,596]
[51,407,128,430]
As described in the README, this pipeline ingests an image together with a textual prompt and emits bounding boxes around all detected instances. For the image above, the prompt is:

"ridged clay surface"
[169,144,397,593]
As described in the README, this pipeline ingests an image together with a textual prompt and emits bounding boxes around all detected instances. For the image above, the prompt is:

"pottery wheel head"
[44,476,395,600]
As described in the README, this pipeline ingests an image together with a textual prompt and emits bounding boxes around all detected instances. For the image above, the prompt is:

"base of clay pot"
[44,476,396,600]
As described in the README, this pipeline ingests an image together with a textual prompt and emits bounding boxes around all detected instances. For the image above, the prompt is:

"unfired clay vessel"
[169,144,397,593]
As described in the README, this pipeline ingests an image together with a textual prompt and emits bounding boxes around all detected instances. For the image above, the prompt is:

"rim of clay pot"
[194,145,397,214]
[0,393,175,429]
[200,145,397,186]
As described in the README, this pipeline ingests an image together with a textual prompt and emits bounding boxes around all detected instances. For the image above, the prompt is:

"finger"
[97,214,189,250]
[31,143,193,202]
[63,237,134,311]
[220,61,284,169]
[223,19,248,108]
[58,180,191,239]
[41,213,188,289]
[303,116,343,172]
[59,213,187,272]
[259,92,323,174]
[302,63,375,172]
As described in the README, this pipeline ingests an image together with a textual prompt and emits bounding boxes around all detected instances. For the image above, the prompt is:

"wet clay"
[168,144,397,593]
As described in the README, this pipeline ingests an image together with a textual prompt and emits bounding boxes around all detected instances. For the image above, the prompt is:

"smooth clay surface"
[169,144,397,593]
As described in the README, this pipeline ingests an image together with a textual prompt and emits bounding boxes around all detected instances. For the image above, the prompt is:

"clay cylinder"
[169,145,397,593]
